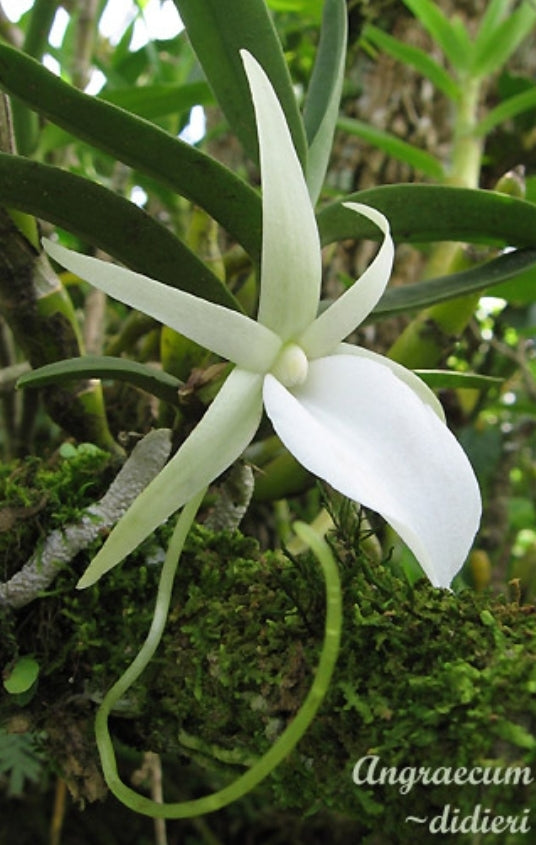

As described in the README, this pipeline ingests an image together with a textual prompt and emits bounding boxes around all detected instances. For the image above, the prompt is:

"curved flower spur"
[43,51,481,590]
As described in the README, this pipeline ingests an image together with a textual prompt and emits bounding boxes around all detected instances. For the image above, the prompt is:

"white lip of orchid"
[42,50,481,591]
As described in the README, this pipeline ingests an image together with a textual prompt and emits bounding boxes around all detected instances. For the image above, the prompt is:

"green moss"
[1,477,535,841]
[0,443,116,582]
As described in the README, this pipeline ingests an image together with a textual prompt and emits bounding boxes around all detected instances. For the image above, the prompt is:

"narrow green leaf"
[172,0,307,167]
[11,0,58,155]
[475,86,536,137]
[401,0,470,70]
[0,154,240,311]
[22,0,58,58]
[337,117,444,180]
[317,185,536,249]
[415,370,502,390]
[471,1,536,78]
[488,262,536,305]
[473,0,511,49]
[3,657,39,695]
[18,356,183,406]
[101,81,214,121]
[0,44,261,261]
[370,248,536,319]
[303,0,347,203]
[267,0,323,18]
[363,24,459,101]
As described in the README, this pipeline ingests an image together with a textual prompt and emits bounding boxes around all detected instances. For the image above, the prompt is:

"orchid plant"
[45,51,481,594]
[40,48,483,818]
[5,0,536,829]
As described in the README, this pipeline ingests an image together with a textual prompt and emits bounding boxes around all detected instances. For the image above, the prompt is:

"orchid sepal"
[43,238,281,374]
[77,368,264,588]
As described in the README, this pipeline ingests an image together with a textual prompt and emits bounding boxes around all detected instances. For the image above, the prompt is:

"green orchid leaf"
[475,86,536,138]
[371,248,536,319]
[101,80,214,121]
[401,0,471,70]
[38,80,213,151]
[471,0,536,78]
[303,0,347,203]
[489,262,536,305]
[18,356,183,406]
[415,370,502,390]
[318,185,536,249]
[362,24,459,101]
[0,154,240,311]
[473,0,511,48]
[0,44,261,261]
[10,0,57,156]
[172,0,307,167]
[337,117,444,180]
[3,656,39,695]
[267,0,323,18]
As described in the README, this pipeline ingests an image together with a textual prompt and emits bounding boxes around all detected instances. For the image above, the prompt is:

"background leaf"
[401,0,471,69]
[172,0,307,166]
[303,0,347,203]
[371,248,536,319]
[318,185,536,248]
[0,44,262,261]
[362,24,459,101]
[0,154,239,310]
[101,81,214,121]
[475,85,536,137]
[337,117,444,180]
[415,371,502,390]
[18,357,183,406]
[471,0,536,78]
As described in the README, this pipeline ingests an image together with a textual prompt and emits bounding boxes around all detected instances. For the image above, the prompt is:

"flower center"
[271,343,309,388]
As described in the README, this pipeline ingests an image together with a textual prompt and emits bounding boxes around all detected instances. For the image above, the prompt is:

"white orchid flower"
[43,50,481,590]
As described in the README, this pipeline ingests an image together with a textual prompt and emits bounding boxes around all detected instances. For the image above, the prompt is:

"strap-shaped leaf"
[415,371,502,390]
[303,0,347,203]
[11,0,57,156]
[371,248,536,319]
[101,81,214,121]
[18,356,183,406]
[475,86,536,138]
[362,24,459,101]
[318,185,536,248]
[471,0,536,78]
[0,154,240,311]
[172,0,307,167]
[337,117,444,180]
[473,0,511,48]
[0,44,261,260]
[401,0,471,70]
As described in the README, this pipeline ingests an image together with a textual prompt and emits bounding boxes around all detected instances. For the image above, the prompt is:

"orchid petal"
[241,51,321,340]
[263,355,481,588]
[336,343,445,421]
[299,203,394,358]
[78,368,263,588]
[44,239,281,373]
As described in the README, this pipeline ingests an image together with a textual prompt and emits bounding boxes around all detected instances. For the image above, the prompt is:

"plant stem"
[388,74,484,369]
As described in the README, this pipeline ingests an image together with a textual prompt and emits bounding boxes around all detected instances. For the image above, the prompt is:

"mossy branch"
[0,430,171,609]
